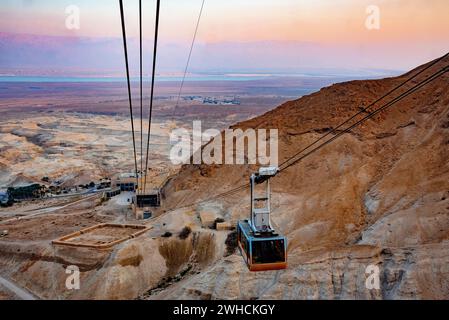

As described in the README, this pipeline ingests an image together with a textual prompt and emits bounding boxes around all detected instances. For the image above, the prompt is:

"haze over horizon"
[1,0,448,77]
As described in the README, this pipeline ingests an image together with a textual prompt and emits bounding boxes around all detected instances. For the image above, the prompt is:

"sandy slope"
[0,113,173,186]
[155,55,449,299]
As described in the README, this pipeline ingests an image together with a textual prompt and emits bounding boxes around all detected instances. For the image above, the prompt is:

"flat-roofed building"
[113,173,138,192]
[104,187,121,199]
[135,190,161,207]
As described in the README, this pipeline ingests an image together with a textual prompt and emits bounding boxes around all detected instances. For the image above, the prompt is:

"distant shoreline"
[0,75,270,83]
[0,72,391,84]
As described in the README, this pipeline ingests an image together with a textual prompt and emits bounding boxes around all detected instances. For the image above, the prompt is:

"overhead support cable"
[278,53,449,169]
[139,0,143,195]
[174,0,206,112]
[279,64,449,172]
[143,0,161,194]
[119,0,139,189]
[171,57,449,211]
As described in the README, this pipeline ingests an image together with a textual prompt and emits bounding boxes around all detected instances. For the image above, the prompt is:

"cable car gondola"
[237,167,287,271]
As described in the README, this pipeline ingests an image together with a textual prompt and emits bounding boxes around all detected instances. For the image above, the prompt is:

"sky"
[0,0,448,75]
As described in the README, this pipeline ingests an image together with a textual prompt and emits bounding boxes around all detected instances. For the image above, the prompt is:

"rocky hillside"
[159,55,449,299]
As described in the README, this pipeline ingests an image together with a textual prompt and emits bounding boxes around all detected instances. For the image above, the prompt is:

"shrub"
[178,226,192,240]
[161,231,172,238]
[224,231,238,256]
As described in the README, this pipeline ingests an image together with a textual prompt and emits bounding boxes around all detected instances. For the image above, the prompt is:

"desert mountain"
[158,54,449,299]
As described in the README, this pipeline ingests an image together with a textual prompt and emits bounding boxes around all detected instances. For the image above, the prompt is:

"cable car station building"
[131,173,168,220]
[113,173,138,192]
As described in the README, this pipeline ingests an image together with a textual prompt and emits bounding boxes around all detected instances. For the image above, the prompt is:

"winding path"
[0,275,37,300]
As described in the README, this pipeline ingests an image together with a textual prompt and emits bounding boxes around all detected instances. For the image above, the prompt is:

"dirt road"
[0,275,37,300]
[0,193,100,225]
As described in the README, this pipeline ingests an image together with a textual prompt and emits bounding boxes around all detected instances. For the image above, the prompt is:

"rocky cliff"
[157,55,449,299]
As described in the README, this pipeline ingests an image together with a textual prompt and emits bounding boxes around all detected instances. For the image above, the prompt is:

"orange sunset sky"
[1,0,448,72]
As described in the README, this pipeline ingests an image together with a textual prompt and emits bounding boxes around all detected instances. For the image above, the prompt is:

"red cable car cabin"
[237,220,287,271]
[237,167,287,271]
